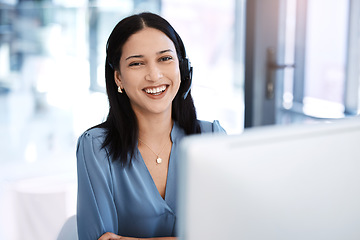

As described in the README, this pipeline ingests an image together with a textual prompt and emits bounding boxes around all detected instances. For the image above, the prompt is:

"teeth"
[145,85,166,94]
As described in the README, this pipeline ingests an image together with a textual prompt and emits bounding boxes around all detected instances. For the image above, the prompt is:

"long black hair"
[97,12,201,165]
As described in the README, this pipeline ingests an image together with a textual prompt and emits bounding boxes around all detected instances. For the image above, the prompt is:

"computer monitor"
[177,117,360,240]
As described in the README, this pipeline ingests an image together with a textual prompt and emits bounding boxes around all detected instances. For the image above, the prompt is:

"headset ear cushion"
[181,58,193,99]
[181,58,191,80]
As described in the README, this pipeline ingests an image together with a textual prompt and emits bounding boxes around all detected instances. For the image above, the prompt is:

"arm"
[212,120,227,134]
[199,120,227,134]
[98,232,178,240]
[77,131,118,239]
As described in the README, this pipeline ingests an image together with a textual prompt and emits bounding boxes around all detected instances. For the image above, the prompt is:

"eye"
[159,56,173,62]
[129,62,143,67]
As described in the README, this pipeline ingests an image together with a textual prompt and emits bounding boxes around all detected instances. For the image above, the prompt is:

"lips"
[143,85,167,95]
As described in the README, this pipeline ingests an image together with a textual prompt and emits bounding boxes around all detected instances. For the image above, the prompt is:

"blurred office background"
[0,0,359,239]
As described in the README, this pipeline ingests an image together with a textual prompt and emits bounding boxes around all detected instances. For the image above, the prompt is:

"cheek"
[173,72,181,93]
[163,65,181,88]
[120,72,138,89]
[176,70,181,84]
[173,67,181,86]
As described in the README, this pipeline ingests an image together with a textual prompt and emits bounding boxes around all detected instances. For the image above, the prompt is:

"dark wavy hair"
[96,12,201,165]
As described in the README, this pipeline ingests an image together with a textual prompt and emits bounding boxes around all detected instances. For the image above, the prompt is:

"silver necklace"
[138,138,169,164]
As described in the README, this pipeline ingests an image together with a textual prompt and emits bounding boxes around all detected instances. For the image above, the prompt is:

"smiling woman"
[76,12,226,240]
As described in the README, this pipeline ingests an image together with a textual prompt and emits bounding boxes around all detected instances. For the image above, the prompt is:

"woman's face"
[114,27,181,118]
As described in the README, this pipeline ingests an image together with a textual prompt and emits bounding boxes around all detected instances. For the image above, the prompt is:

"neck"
[136,112,173,142]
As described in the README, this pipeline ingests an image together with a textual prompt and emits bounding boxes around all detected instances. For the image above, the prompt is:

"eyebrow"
[124,49,174,61]
[157,49,173,54]
[125,55,143,61]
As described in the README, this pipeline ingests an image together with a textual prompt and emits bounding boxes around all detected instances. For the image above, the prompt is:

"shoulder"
[77,127,107,151]
[198,120,227,134]
[79,126,106,141]
[82,126,106,138]
[76,126,112,169]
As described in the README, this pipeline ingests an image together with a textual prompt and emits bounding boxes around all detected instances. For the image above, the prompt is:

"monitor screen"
[177,117,360,240]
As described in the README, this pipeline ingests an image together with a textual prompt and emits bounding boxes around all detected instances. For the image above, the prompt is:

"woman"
[76,12,226,240]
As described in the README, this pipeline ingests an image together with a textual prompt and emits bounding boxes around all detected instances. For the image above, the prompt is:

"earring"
[118,86,123,93]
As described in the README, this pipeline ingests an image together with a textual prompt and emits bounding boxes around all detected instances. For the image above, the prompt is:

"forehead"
[121,27,177,58]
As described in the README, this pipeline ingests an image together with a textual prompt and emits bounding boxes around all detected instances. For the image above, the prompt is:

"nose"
[145,64,163,81]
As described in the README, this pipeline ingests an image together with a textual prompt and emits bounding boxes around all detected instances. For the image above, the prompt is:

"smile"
[144,85,167,95]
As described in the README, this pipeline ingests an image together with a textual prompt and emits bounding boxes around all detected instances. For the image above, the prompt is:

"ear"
[114,70,123,88]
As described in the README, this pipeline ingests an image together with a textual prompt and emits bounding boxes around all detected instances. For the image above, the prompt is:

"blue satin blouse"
[76,120,225,239]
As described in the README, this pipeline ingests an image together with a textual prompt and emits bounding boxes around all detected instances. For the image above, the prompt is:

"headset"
[180,58,193,100]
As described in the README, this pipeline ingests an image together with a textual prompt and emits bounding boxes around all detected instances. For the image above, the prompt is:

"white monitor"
[177,117,360,240]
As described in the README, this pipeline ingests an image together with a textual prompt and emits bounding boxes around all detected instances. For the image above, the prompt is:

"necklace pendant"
[156,157,162,164]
